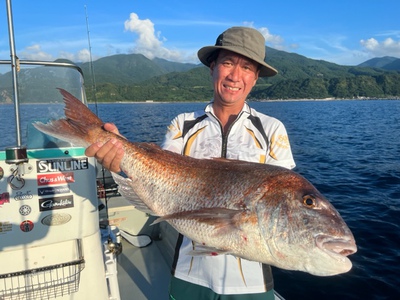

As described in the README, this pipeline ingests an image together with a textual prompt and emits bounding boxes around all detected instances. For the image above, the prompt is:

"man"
[86,27,295,299]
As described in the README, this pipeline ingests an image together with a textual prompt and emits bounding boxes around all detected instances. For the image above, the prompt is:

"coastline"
[87,97,400,104]
[1,97,399,105]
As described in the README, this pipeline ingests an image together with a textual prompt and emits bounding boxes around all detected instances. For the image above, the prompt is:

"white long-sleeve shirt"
[162,101,295,295]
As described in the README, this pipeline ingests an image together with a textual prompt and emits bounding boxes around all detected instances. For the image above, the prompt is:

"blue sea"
[1,99,399,300]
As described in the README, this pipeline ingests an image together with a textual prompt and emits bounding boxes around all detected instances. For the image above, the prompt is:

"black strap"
[247,114,269,148]
[262,264,274,291]
[171,234,184,276]
[181,114,208,139]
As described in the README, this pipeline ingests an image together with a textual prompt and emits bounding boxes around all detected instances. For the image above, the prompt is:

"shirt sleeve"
[161,115,184,154]
[265,121,296,170]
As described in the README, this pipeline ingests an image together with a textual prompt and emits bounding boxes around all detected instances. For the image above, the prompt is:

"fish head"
[255,171,357,276]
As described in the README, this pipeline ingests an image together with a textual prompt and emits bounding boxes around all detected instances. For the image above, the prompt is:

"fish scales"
[33,88,357,276]
[122,142,267,212]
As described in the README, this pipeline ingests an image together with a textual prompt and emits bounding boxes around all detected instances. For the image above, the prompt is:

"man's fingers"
[103,123,121,136]
[85,139,123,173]
[109,147,125,173]
[85,141,103,157]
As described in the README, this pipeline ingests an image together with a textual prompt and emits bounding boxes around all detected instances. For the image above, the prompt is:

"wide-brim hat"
[197,26,278,77]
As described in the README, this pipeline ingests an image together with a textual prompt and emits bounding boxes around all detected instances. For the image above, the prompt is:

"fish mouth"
[316,235,357,259]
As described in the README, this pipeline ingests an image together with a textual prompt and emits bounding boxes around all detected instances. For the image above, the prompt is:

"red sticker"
[20,220,34,232]
[0,192,10,206]
[37,172,75,186]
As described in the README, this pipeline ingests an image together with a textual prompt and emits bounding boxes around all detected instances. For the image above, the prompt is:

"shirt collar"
[205,100,251,116]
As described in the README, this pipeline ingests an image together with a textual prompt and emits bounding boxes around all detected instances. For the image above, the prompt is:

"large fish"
[34,89,357,276]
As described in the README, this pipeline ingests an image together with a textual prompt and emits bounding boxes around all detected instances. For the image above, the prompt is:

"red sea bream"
[33,89,357,276]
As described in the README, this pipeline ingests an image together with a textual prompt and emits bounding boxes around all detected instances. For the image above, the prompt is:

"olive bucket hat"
[197,26,278,77]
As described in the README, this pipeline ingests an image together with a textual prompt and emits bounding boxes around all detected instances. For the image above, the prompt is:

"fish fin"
[237,257,247,286]
[112,172,155,215]
[188,241,195,275]
[57,88,103,128]
[187,244,231,257]
[33,88,104,146]
[151,207,241,228]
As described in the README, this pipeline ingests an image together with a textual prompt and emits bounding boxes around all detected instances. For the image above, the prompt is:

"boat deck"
[117,237,172,299]
[105,195,176,299]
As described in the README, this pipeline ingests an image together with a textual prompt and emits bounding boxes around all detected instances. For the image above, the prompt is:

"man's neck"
[212,102,244,133]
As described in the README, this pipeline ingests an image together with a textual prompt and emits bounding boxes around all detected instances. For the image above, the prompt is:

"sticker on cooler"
[39,195,74,212]
[0,221,12,234]
[19,205,32,216]
[41,213,72,226]
[37,172,74,186]
[14,190,33,201]
[20,220,34,232]
[36,158,88,173]
[0,192,10,206]
[38,185,70,196]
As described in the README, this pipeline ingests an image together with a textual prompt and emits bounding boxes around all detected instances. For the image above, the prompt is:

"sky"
[0,0,399,67]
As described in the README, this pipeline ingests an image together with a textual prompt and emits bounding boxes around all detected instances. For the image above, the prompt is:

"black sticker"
[39,195,74,211]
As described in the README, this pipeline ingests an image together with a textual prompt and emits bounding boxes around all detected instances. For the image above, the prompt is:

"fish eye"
[303,195,316,207]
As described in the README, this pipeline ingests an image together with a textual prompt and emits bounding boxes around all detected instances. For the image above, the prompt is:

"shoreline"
[87,97,400,104]
[1,97,399,105]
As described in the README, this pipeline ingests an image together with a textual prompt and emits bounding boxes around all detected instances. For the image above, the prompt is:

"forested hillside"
[80,49,400,102]
[0,49,398,103]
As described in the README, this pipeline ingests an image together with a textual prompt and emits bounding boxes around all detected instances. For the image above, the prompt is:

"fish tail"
[33,88,104,147]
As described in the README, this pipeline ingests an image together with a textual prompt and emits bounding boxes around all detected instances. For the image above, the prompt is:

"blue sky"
[0,0,399,67]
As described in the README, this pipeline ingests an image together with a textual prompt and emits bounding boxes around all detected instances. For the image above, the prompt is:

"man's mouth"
[224,85,240,91]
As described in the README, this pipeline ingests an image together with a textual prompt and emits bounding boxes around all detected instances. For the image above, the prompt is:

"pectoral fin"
[186,244,231,256]
[152,207,241,230]
[112,172,154,214]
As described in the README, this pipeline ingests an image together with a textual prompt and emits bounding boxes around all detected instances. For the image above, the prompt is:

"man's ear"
[209,61,215,75]
[253,70,260,87]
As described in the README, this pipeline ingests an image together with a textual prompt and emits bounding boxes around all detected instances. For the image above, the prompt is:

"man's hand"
[85,123,124,173]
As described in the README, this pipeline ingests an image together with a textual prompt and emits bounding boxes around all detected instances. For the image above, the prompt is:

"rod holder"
[5,146,28,164]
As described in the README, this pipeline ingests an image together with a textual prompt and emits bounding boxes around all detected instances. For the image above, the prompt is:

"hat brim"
[198,46,278,77]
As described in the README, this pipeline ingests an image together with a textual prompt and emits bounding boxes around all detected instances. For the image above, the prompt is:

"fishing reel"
[107,238,123,255]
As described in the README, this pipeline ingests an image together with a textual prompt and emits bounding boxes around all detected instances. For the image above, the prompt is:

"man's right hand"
[85,123,125,173]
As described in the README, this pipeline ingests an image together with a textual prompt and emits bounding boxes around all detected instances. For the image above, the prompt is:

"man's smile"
[224,84,241,91]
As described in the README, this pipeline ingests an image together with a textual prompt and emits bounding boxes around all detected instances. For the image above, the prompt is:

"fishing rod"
[84,4,99,115]
[85,4,122,254]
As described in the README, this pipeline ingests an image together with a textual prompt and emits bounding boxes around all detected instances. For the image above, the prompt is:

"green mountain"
[82,48,399,101]
[152,57,199,73]
[0,49,398,103]
[79,53,198,85]
[358,56,400,71]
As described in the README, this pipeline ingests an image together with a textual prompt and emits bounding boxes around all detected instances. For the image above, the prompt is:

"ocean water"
[1,100,399,299]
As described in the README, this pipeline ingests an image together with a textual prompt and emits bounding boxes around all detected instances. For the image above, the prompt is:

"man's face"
[210,50,259,107]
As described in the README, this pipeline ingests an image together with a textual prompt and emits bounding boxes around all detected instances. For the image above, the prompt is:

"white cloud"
[242,22,284,49]
[19,43,96,63]
[20,44,54,61]
[258,27,284,48]
[360,37,400,57]
[124,12,187,62]
[76,49,92,62]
